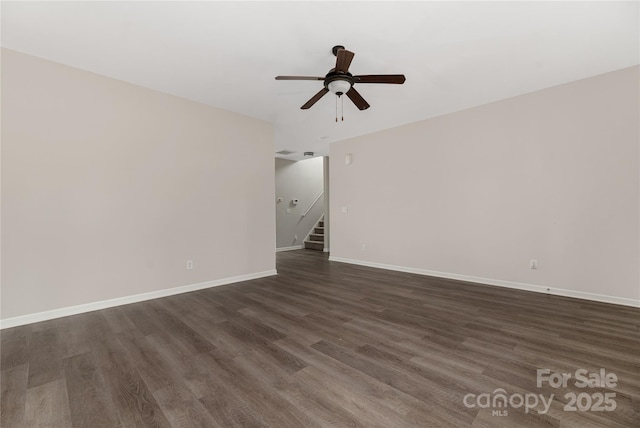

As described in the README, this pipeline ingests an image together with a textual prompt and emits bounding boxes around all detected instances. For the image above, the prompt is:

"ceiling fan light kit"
[327,79,352,95]
[275,45,406,116]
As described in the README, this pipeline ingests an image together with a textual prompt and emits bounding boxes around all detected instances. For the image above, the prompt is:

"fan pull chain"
[335,95,345,122]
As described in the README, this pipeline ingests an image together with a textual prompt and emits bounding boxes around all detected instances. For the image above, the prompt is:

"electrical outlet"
[186,260,193,270]
[530,259,538,269]
[362,243,367,252]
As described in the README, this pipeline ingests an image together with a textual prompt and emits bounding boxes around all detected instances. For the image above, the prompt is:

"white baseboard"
[0,269,277,329]
[328,256,639,308]
[276,245,304,252]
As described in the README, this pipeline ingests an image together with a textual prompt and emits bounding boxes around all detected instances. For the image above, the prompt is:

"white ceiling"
[2,1,638,160]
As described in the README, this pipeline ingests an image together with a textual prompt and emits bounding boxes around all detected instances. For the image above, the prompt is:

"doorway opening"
[274,156,329,253]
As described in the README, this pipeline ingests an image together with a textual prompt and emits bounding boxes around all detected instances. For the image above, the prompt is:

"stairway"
[304,219,324,251]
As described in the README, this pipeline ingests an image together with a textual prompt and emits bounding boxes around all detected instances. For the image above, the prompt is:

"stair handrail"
[301,191,324,217]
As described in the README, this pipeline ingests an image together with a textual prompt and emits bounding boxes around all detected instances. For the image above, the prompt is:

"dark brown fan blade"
[335,49,355,73]
[354,75,406,84]
[276,76,325,81]
[346,87,370,110]
[301,88,329,109]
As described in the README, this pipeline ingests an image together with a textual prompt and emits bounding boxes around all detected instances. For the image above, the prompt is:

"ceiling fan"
[275,45,406,111]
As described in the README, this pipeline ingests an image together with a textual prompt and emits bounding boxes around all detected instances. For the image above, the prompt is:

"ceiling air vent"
[276,149,295,155]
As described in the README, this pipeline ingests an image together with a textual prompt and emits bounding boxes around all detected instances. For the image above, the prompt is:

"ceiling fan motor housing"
[324,71,354,96]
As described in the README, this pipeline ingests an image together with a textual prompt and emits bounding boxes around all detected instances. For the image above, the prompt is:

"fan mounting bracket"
[332,45,346,56]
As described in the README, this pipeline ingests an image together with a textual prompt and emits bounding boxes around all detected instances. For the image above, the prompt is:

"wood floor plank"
[225,310,287,342]
[26,327,64,388]
[294,366,398,428]
[158,293,229,324]
[101,306,138,334]
[311,339,475,426]
[231,351,330,428]
[231,353,320,427]
[217,320,307,374]
[1,364,29,427]
[277,336,450,427]
[0,325,31,370]
[116,329,184,393]
[24,378,72,428]
[238,305,323,346]
[194,350,299,428]
[63,352,121,428]
[142,332,209,396]
[121,304,161,336]
[196,369,272,428]
[152,383,219,428]
[146,300,220,355]
[58,313,95,360]
[91,336,172,428]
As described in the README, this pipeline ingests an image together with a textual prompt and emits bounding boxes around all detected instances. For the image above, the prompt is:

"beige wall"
[330,66,639,305]
[1,49,276,321]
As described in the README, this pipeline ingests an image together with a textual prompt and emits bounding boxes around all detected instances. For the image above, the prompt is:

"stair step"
[319,221,324,227]
[304,240,324,251]
[314,227,324,234]
[309,234,324,242]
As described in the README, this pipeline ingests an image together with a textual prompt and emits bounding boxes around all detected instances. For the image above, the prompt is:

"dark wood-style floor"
[2,250,639,427]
